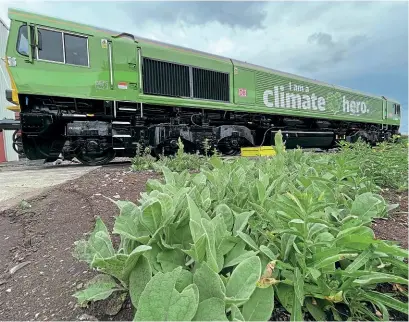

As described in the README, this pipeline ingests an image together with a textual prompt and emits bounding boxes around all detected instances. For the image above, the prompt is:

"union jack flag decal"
[238,88,247,97]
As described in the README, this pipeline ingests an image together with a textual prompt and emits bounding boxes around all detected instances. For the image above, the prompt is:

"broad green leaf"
[288,219,305,235]
[192,172,207,187]
[175,269,193,293]
[146,178,164,192]
[224,240,258,268]
[156,192,175,224]
[312,253,359,269]
[382,257,409,277]
[314,232,334,244]
[161,166,175,185]
[193,297,228,321]
[290,285,303,322]
[113,201,150,241]
[214,204,234,231]
[294,268,304,306]
[230,304,245,321]
[311,247,345,262]
[259,169,270,189]
[256,181,266,203]
[201,218,220,272]
[259,245,277,261]
[212,215,230,247]
[336,226,374,242]
[209,154,224,169]
[226,256,261,301]
[129,256,152,307]
[345,246,374,273]
[91,254,128,282]
[275,283,294,312]
[73,274,119,305]
[281,233,297,261]
[376,241,409,258]
[187,195,205,242]
[157,249,186,272]
[122,245,152,282]
[307,223,328,240]
[73,217,115,264]
[353,273,408,286]
[193,262,225,302]
[307,268,321,280]
[305,297,327,322]
[140,199,163,234]
[183,234,207,263]
[144,243,162,274]
[166,222,193,250]
[233,211,254,234]
[242,286,274,321]
[168,284,199,321]
[134,266,199,321]
[351,192,385,219]
[237,231,259,251]
[218,236,239,256]
[362,291,408,314]
[225,297,251,307]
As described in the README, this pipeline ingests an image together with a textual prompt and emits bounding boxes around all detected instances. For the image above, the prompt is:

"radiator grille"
[192,68,229,102]
[142,58,190,98]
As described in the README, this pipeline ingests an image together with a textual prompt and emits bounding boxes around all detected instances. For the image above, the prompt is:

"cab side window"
[37,28,64,63]
[16,25,29,56]
[16,25,90,67]
[64,34,88,66]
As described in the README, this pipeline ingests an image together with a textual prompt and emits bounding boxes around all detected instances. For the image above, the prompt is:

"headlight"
[7,57,17,67]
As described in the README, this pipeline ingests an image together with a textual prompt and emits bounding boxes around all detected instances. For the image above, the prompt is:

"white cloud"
[207,37,235,55]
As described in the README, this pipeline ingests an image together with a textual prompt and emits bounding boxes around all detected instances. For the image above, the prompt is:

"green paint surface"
[6,8,401,126]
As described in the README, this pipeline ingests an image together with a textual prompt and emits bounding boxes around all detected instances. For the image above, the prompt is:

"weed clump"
[75,131,408,321]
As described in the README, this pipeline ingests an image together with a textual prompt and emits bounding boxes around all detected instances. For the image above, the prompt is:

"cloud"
[121,1,268,30]
[308,32,334,48]
[207,37,235,56]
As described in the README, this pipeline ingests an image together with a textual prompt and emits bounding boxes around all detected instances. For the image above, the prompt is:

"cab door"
[108,35,139,101]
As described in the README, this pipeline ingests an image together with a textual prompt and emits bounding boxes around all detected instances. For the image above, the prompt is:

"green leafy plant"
[131,143,156,171]
[131,137,211,172]
[74,131,408,321]
[337,137,408,191]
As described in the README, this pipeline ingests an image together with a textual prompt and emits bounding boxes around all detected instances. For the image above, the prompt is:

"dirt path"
[0,165,158,321]
[374,189,409,249]
[0,163,407,321]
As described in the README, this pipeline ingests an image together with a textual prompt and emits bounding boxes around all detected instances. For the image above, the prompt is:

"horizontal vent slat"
[192,68,229,102]
[142,58,190,98]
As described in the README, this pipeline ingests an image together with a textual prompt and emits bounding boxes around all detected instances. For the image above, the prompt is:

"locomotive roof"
[8,7,400,103]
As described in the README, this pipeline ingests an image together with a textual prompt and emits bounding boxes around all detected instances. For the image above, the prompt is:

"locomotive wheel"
[12,130,24,155]
[75,148,116,166]
[217,137,241,156]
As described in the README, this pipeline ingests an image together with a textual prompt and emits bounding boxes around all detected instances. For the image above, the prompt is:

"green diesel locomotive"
[4,8,402,165]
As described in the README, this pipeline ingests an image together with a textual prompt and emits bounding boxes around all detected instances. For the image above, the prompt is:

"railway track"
[0,147,341,172]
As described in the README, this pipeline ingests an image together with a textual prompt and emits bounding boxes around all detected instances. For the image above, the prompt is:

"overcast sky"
[1,1,408,132]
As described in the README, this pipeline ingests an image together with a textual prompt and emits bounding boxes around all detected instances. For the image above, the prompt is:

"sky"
[1,0,408,133]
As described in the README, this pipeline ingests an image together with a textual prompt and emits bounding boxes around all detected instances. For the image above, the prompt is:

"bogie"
[14,93,398,165]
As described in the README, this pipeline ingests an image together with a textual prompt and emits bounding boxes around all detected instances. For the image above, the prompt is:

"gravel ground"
[0,162,407,321]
